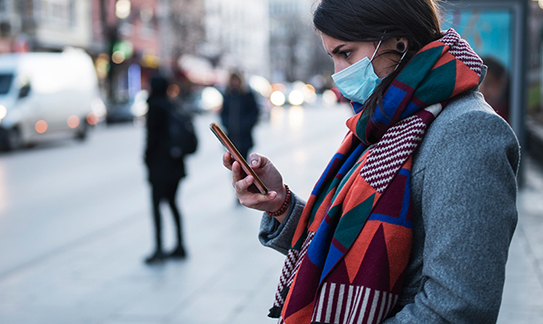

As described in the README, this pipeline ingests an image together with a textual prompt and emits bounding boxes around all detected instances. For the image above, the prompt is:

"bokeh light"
[115,0,131,19]
[288,90,304,106]
[67,115,80,129]
[302,84,317,104]
[167,84,180,98]
[270,91,286,106]
[271,83,287,93]
[249,75,272,98]
[87,113,98,126]
[112,51,126,64]
[95,54,109,80]
[35,120,48,134]
[322,89,338,106]
[201,87,223,111]
[0,105,6,120]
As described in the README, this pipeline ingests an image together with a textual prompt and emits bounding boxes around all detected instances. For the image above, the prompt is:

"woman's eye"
[341,51,351,58]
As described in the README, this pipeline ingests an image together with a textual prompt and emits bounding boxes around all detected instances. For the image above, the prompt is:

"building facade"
[0,0,92,53]
[204,0,270,79]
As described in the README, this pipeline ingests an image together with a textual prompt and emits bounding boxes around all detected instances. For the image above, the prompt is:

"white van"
[0,49,106,150]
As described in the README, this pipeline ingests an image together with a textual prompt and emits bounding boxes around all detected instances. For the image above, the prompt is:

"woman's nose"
[334,61,344,74]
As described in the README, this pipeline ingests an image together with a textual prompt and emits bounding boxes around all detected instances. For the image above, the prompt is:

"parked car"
[105,90,148,124]
[0,50,106,150]
[184,86,223,114]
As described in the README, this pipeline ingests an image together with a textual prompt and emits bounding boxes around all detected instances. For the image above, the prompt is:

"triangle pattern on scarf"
[353,224,390,291]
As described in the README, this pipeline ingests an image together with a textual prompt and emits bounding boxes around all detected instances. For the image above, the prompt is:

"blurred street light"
[0,105,6,121]
[322,89,338,106]
[270,91,286,106]
[35,120,48,134]
[116,0,131,19]
[201,87,223,111]
[95,54,110,80]
[249,75,272,98]
[288,90,304,106]
[67,116,81,129]
[112,51,125,64]
[167,84,180,98]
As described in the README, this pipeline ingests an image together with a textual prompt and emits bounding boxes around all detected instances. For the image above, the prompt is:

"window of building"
[139,3,154,38]
[41,0,75,29]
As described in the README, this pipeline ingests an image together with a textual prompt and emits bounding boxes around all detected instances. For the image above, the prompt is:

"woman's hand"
[222,152,288,220]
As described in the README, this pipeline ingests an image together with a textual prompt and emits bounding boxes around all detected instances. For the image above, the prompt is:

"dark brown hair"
[313,0,442,115]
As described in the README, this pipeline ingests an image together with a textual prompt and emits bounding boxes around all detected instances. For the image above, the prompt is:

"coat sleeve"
[384,109,520,323]
[258,193,306,255]
[220,93,230,129]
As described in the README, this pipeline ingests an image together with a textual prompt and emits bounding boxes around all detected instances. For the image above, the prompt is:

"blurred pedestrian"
[221,0,520,323]
[220,72,259,161]
[144,75,190,264]
[480,56,510,122]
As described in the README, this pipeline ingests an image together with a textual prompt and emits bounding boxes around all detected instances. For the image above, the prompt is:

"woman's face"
[321,33,400,78]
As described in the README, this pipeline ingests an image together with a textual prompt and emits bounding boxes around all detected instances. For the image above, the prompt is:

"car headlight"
[0,105,7,122]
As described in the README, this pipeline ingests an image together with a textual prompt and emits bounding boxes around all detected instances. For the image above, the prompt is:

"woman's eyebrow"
[332,44,346,55]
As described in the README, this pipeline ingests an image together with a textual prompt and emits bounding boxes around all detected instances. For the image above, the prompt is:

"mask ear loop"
[370,39,383,62]
[367,32,385,74]
[394,50,408,71]
[365,36,384,74]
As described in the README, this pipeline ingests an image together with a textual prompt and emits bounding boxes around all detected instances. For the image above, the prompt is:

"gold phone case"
[210,123,268,195]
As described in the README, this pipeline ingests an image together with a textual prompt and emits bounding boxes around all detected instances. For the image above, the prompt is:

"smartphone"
[210,123,269,195]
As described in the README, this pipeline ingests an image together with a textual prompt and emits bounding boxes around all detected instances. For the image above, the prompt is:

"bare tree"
[164,0,205,68]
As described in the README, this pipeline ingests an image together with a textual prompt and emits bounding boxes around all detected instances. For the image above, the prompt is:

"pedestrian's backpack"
[168,109,198,159]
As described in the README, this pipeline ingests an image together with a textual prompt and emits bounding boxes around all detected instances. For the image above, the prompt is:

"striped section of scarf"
[278,283,399,324]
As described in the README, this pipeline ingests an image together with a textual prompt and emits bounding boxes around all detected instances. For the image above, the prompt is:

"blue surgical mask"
[332,40,383,104]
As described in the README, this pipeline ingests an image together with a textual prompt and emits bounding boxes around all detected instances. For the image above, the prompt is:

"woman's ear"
[395,38,409,53]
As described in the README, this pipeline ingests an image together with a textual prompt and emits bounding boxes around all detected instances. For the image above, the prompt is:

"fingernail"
[251,159,258,166]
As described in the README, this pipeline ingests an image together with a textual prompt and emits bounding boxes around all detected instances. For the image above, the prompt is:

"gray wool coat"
[259,87,520,323]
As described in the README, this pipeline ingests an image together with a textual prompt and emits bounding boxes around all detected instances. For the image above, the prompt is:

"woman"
[222,0,520,323]
[220,72,259,160]
[144,75,187,264]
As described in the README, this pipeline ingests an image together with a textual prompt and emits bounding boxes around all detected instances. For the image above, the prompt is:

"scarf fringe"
[268,287,289,318]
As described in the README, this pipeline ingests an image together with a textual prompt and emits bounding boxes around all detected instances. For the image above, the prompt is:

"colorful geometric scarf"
[269,29,483,324]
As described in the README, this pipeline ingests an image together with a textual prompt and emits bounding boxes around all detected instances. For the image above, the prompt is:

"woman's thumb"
[249,153,262,168]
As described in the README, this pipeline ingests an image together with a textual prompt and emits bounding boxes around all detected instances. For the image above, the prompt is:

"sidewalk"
[498,155,543,323]
[0,107,542,323]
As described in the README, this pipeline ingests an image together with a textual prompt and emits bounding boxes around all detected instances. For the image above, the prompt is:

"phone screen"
[210,123,269,195]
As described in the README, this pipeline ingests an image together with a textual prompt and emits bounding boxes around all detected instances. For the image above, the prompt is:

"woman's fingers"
[222,152,284,211]
[232,164,253,190]
[237,187,278,210]
[231,160,248,183]
[222,152,235,171]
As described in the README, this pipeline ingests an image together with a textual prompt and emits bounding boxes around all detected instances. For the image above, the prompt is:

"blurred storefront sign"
[128,63,141,99]
[13,35,30,53]
[177,54,227,86]
[141,50,160,69]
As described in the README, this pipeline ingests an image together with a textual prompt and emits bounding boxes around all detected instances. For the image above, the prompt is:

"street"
[0,104,542,323]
